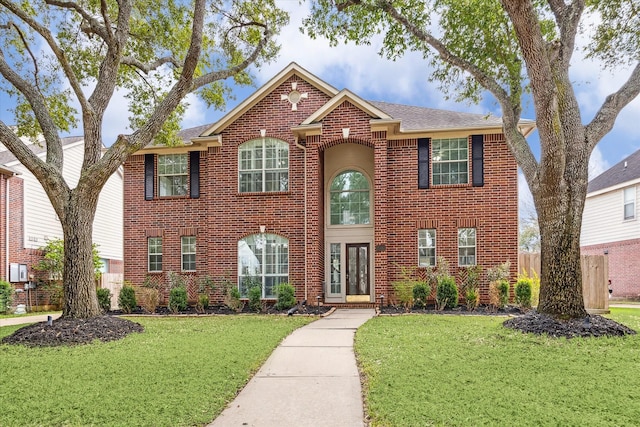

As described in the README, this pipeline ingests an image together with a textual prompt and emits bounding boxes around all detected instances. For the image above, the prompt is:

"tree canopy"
[0,0,288,318]
[304,0,640,319]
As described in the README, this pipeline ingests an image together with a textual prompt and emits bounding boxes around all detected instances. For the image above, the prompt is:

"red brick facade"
[123,64,519,306]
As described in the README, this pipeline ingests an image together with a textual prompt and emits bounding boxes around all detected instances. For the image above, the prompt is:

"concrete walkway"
[0,313,62,327]
[209,308,376,427]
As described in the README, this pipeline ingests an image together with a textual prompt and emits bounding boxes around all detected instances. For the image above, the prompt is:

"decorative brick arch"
[318,137,374,152]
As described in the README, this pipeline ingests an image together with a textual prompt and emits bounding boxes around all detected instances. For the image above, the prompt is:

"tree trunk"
[534,139,589,319]
[61,194,101,318]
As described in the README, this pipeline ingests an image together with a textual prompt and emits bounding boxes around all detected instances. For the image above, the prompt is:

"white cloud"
[588,146,609,180]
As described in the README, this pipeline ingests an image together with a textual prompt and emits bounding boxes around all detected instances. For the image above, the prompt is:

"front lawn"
[356,309,640,426]
[0,310,61,319]
[0,315,314,427]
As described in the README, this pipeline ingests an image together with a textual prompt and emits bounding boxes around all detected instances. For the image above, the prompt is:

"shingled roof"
[368,101,508,131]
[588,148,640,194]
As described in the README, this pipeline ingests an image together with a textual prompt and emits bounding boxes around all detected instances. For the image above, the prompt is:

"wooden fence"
[518,253,609,312]
[100,273,124,310]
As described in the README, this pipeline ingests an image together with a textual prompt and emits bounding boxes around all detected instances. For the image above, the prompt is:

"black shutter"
[471,135,484,187]
[144,154,154,200]
[190,151,200,199]
[418,138,430,189]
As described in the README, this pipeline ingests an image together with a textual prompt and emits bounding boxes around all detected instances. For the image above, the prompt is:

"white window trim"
[623,186,636,221]
[431,137,469,186]
[181,236,196,272]
[418,229,436,267]
[148,237,163,272]
[327,169,373,227]
[458,228,476,267]
[238,138,289,193]
[158,154,188,197]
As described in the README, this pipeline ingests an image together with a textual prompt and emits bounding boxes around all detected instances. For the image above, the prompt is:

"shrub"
[196,294,209,313]
[465,288,479,311]
[275,283,296,310]
[168,286,188,313]
[412,282,430,309]
[518,268,540,306]
[393,265,424,310]
[139,287,160,313]
[247,284,262,312]
[515,278,532,308]
[436,275,458,310]
[220,275,243,312]
[498,280,510,308]
[0,280,13,314]
[118,285,137,314]
[96,288,112,313]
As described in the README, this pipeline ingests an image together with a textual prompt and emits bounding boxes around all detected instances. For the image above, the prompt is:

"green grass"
[0,315,314,427]
[356,309,640,426]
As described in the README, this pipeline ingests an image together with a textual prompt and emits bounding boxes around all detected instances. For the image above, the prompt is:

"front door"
[346,243,370,302]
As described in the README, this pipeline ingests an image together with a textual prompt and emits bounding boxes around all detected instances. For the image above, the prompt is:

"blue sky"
[1,1,639,215]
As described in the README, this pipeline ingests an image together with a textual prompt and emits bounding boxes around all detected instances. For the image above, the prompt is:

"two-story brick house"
[123,63,534,305]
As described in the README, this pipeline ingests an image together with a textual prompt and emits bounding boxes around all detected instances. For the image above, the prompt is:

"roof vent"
[624,161,628,169]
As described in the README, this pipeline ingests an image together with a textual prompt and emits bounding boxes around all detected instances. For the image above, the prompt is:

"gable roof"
[0,136,84,166]
[588,148,640,194]
[143,62,536,150]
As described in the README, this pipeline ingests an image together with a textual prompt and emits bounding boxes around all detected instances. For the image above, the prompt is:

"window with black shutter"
[471,135,484,187]
[418,138,430,189]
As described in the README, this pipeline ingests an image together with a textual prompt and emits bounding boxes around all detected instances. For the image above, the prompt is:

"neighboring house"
[123,63,534,306]
[581,149,640,299]
[0,133,123,307]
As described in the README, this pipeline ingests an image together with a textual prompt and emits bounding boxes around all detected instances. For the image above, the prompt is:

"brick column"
[372,132,389,301]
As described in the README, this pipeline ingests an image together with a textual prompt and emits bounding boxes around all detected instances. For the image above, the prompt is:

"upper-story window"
[238,138,289,193]
[158,154,188,197]
[432,138,469,185]
[624,186,636,220]
[329,170,370,225]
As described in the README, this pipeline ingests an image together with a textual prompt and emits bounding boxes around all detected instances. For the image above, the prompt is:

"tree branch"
[120,56,181,73]
[585,62,640,149]
[45,0,111,41]
[0,0,90,118]
[373,0,539,178]
[0,46,65,171]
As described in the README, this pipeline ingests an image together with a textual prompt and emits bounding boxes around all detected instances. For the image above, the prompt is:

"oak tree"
[0,0,288,318]
[305,0,640,318]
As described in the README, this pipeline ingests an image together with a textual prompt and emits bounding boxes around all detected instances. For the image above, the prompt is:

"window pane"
[330,171,370,225]
[158,154,188,197]
[458,228,476,266]
[624,187,635,220]
[418,229,436,266]
[238,138,288,193]
[148,237,162,272]
[238,234,288,298]
[432,138,469,186]
[181,236,196,271]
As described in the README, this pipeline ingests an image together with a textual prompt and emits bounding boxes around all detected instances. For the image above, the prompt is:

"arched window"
[238,234,289,298]
[238,138,289,193]
[329,170,370,225]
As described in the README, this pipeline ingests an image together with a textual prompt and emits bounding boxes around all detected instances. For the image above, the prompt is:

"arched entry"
[324,143,374,303]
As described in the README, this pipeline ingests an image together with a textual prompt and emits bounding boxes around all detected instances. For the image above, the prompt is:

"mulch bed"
[380,304,637,339]
[504,311,637,338]
[1,303,332,348]
[1,316,144,347]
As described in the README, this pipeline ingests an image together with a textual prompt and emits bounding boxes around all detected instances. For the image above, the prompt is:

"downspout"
[5,175,10,281]
[294,137,308,301]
